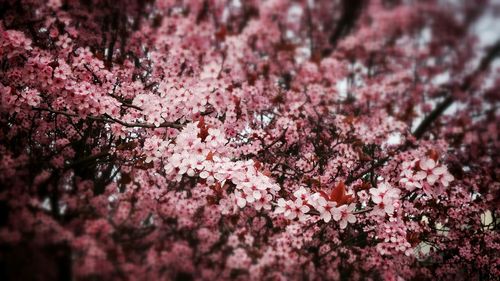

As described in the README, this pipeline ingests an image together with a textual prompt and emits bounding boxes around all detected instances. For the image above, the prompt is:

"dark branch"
[412,96,453,139]
[346,41,500,186]
[66,151,111,168]
[345,156,390,185]
[412,39,500,139]
[32,107,183,129]
[323,0,365,56]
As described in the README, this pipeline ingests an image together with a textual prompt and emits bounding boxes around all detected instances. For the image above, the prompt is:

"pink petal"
[432,166,446,175]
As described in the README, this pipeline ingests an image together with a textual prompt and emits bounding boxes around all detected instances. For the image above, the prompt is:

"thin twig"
[32,107,183,129]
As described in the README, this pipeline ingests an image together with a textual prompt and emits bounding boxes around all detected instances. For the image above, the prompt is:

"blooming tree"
[0,0,499,280]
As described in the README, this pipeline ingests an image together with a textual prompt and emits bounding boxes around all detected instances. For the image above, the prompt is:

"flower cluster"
[400,156,454,197]
[276,185,358,229]
[0,0,498,280]
[164,121,279,211]
[370,182,401,216]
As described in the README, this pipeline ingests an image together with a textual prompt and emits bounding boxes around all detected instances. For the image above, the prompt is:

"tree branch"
[345,156,390,185]
[412,39,500,139]
[32,107,183,129]
[412,95,453,139]
[323,0,365,56]
[66,151,111,168]
[345,41,500,186]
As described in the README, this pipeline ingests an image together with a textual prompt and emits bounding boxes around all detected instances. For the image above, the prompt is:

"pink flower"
[439,172,454,187]
[288,199,310,221]
[309,193,337,223]
[234,190,248,208]
[226,248,251,269]
[293,186,310,201]
[416,158,446,185]
[254,193,272,211]
[399,170,423,191]
[400,157,454,197]
[357,190,370,204]
[56,34,72,49]
[276,198,310,221]
[199,162,215,184]
[332,203,356,229]
[275,198,291,215]
[370,182,400,216]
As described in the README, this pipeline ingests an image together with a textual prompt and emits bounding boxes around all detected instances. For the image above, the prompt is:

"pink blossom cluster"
[370,182,401,216]
[164,121,279,211]
[400,156,454,197]
[0,0,498,280]
[275,187,358,229]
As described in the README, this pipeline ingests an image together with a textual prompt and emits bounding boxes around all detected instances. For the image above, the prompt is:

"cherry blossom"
[370,182,401,216]
[0,0,498,280]
[332,203,357,229]
[309,192,337,223]
[400,156,455,197]
[291,199,311,221]
[416,157,454,187]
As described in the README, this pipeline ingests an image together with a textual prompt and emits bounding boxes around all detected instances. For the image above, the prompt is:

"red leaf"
[206,151,214,161]
[253,159,262,171]
[233,96,242,119]
[319,190,329,200]
[215,25,227,41]
[197,116,209,141]
[329,181,346,203]
[427,149,440,161]
[262,169,271,177]
[406,232,421,247]
[328,181,354,206]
